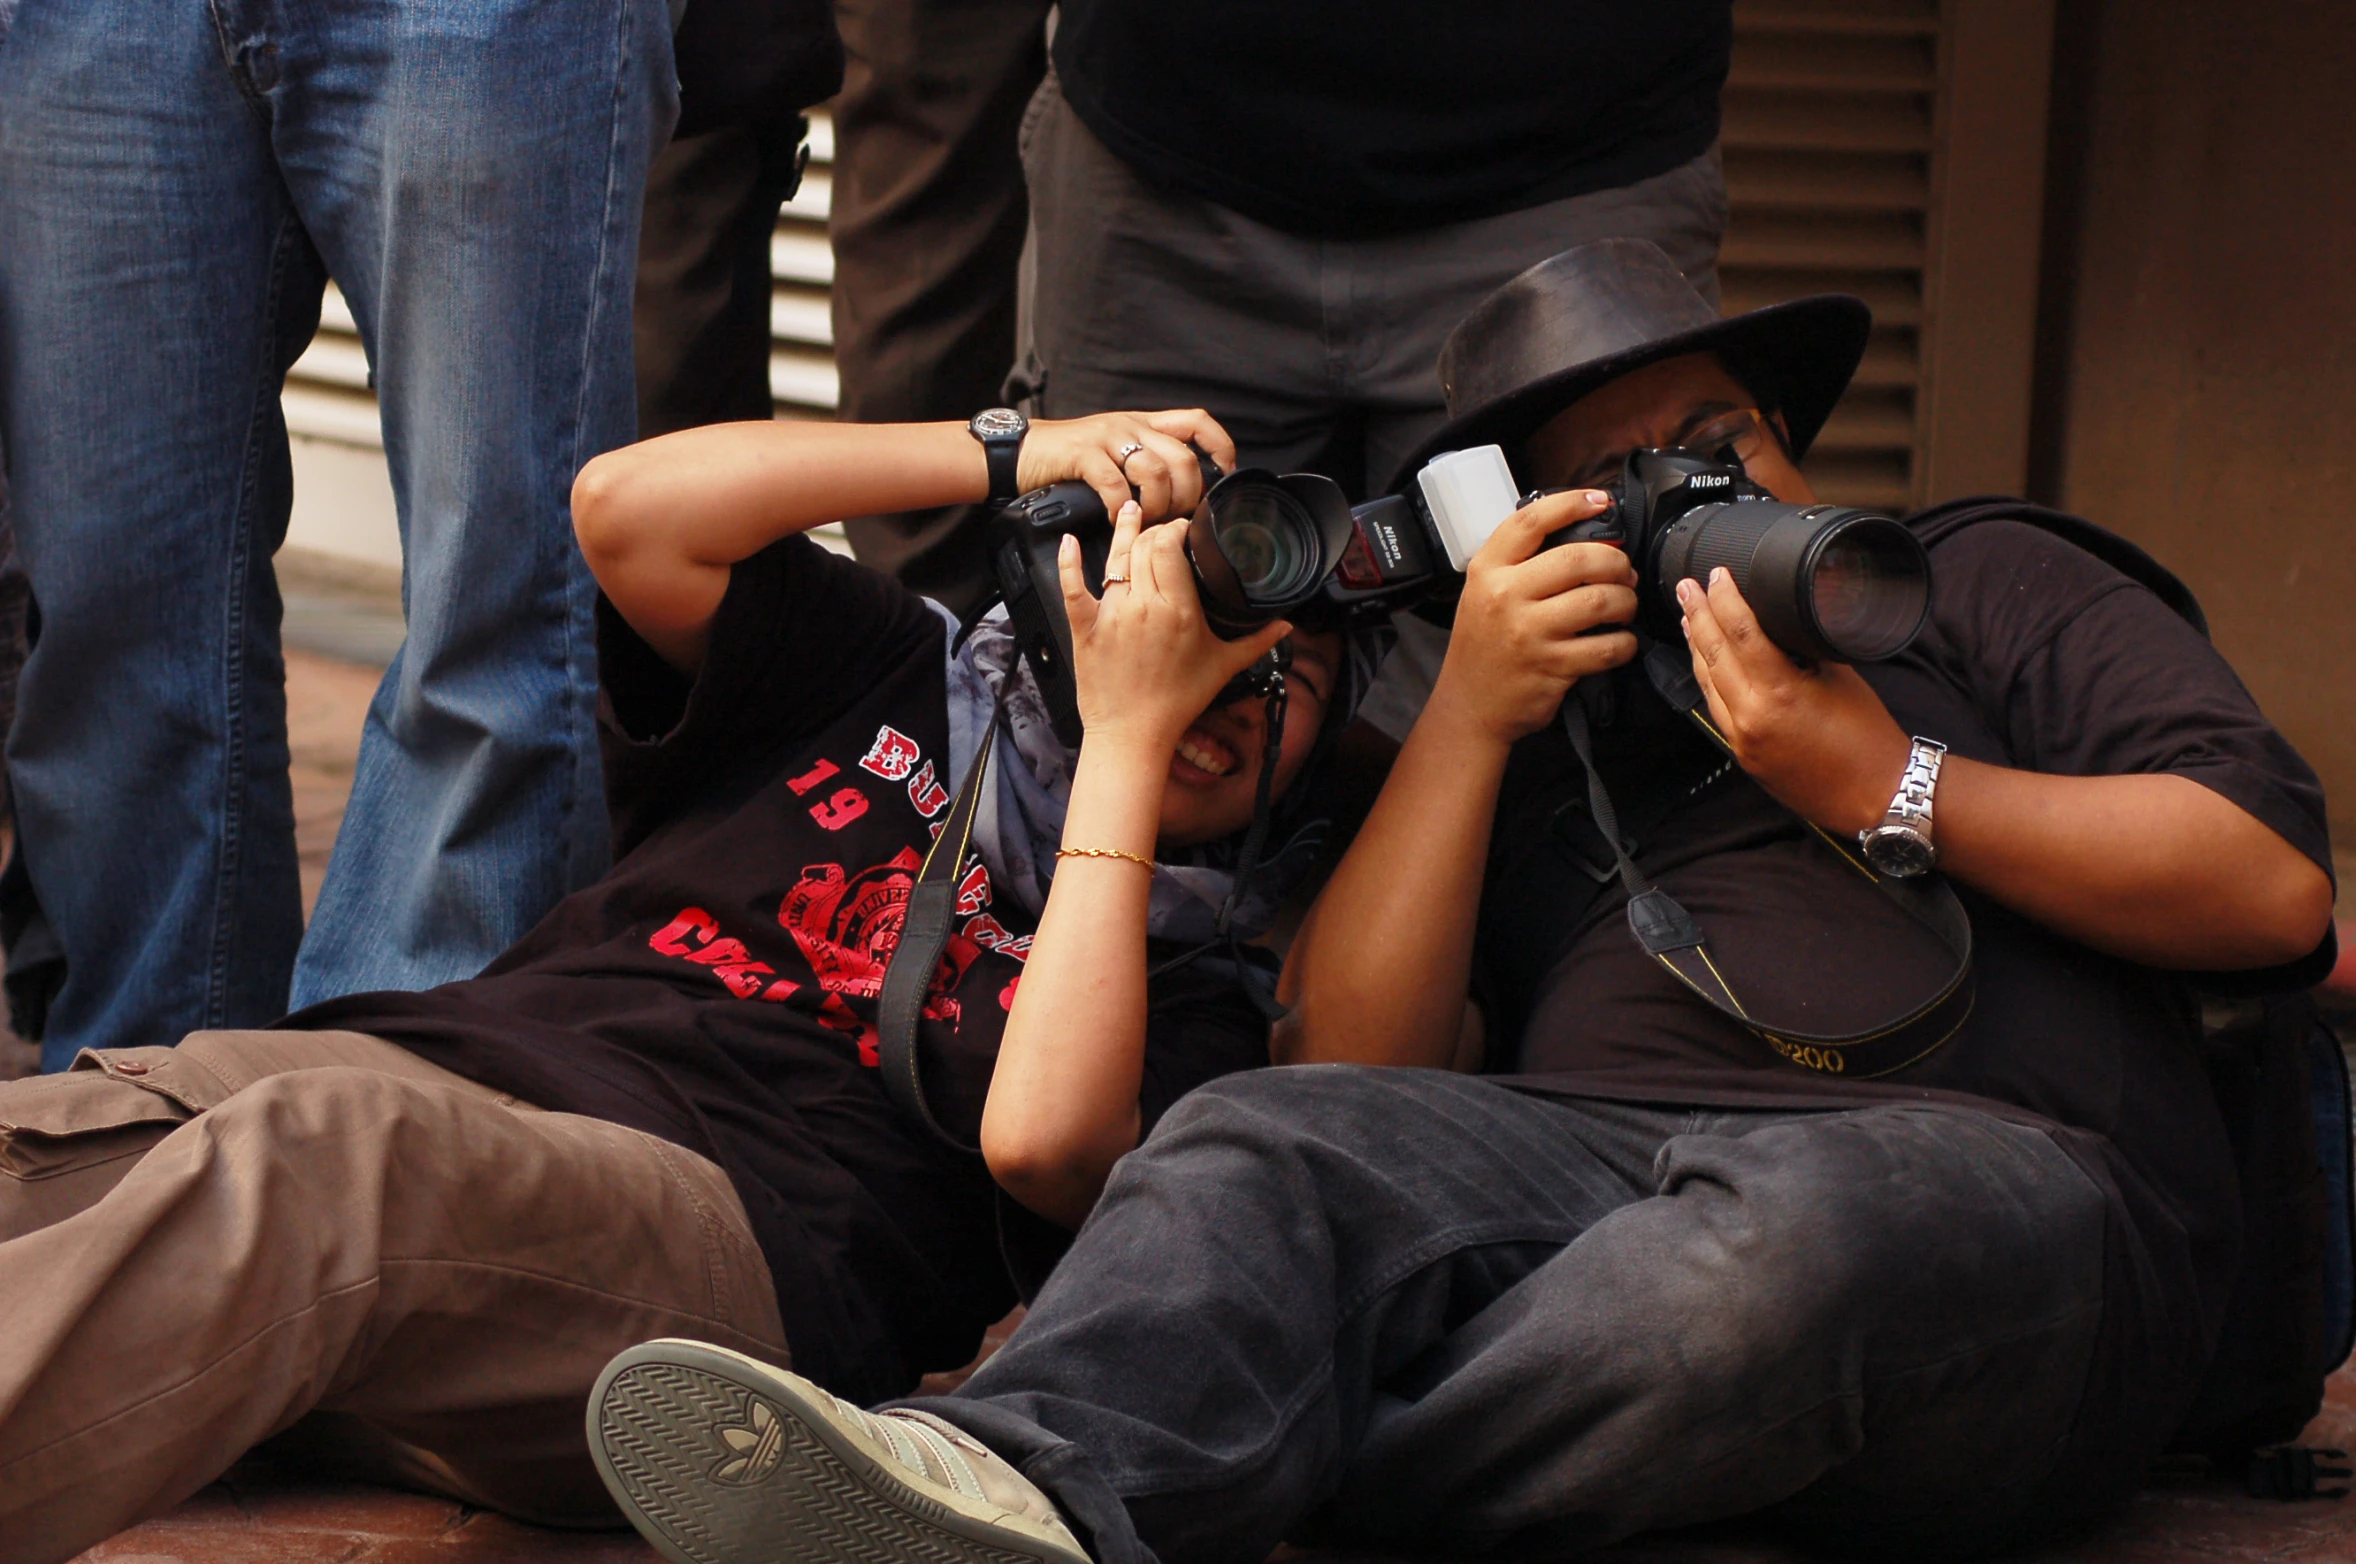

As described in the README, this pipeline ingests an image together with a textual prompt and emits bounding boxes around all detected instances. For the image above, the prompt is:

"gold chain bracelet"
[1056,846,1157,871]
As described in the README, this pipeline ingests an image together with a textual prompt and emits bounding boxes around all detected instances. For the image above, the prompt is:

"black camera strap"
[875,685,1009,1156]
[1552,646,1976,1080]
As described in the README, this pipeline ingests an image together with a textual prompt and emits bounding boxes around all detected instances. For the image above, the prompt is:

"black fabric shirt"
[1050,1,1731,236]
[284,539,1271,1402]
[1476,515,2335,1418]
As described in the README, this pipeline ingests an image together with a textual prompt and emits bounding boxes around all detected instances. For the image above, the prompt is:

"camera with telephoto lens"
[1334,443,1931,667]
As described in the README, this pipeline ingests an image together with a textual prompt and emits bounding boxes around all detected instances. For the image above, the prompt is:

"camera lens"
[1804,517,1929,663]
[1185,468,1354,640]
[1208,480,1320,602]
[1654,502,1929,663]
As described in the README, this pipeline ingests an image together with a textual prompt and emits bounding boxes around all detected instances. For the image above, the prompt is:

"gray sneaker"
[589,1337,1092,1564]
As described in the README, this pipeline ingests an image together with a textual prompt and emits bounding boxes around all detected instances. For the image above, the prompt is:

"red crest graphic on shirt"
[777,848,980,1066]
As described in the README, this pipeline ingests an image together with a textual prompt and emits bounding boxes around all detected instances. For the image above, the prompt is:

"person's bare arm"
[981,511,1289,1227]
[1277,491,1640,1067]
[1676,570,2333,970]
[570,411,1237,673]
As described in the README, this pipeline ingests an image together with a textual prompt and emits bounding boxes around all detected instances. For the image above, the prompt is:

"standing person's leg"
[0,469,27,834]
[828,0,1051,616]
[0,463,53,1068]
[0,0,316,1066]
[590,1067,1676,1564]
[1350,143,1729,498]
[1013,70,1341,483]
[0,1031,788,1562]
[636,126,804,439]
[284,0,675,1006]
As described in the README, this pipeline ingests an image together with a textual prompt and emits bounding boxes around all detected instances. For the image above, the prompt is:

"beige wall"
[2032,0,2356,850]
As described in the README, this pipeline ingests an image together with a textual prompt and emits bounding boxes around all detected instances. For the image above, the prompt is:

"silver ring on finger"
[1114,441,1146,468]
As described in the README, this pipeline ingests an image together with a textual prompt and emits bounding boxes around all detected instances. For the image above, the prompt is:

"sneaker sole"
[589,1339,1068,1564]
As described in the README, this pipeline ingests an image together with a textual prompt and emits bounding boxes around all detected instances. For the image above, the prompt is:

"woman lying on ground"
[564,406,1377,1233]
[0,409,1384,1561]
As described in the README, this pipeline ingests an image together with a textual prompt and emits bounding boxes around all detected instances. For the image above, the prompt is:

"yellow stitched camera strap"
[1559,661,1975,1081]
[874,687,1007,1155]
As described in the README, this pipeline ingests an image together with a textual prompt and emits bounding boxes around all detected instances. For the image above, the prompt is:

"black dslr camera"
[990,440,1930,742]
[992,452,1359,746]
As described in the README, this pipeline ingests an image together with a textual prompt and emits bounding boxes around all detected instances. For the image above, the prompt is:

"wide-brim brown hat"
[1390,238,1872,490]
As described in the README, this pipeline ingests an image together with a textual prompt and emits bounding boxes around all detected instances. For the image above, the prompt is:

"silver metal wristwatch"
[1859,737,1947,877]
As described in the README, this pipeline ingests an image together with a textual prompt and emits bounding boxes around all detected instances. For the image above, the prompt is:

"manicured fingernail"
[1059,534,1076,558]
[1120,500,1140,520]
[1711,567,1731,586]
[1675,579,1697,606]
[1584,490,1610,506]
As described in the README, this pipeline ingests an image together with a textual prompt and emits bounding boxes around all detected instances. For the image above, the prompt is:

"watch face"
[971,407,1027,440]
[1863,826,1937,878]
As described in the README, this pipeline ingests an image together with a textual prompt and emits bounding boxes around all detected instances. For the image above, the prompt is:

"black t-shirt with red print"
[283,538,1272,1402]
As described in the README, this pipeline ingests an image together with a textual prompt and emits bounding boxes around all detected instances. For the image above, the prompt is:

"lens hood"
[1186,469,1357,639]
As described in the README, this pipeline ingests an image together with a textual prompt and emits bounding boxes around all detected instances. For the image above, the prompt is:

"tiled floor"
[70,1357,2356,1564]
[43,636,2356,1562]
[288,646,385,918]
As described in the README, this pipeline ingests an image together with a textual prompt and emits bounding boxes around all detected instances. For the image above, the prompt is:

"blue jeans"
[0,0,672,1066]
[907,1068,2203,1562]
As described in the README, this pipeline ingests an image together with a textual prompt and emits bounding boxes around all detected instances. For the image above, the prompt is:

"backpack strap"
[1904,495,2207,635]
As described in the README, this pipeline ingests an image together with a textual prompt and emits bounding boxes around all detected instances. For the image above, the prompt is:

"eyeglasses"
[1562,407,1778,490]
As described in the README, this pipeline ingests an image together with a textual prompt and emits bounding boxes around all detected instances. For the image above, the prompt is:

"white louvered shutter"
[768,113,840,417]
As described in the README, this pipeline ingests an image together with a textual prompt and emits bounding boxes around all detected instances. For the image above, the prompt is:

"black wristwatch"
[968,407,1029,505]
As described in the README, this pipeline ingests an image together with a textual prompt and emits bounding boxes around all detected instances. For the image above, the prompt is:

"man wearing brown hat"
[584,241,2338,1563]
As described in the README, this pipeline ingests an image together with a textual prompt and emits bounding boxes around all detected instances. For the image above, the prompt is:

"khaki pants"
[0,1030,788,1564]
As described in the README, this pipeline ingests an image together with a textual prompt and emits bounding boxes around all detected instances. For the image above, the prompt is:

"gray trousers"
[1012,71,1728,736]
[1013,69,1727,499]
[905,1066,2177,1564]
